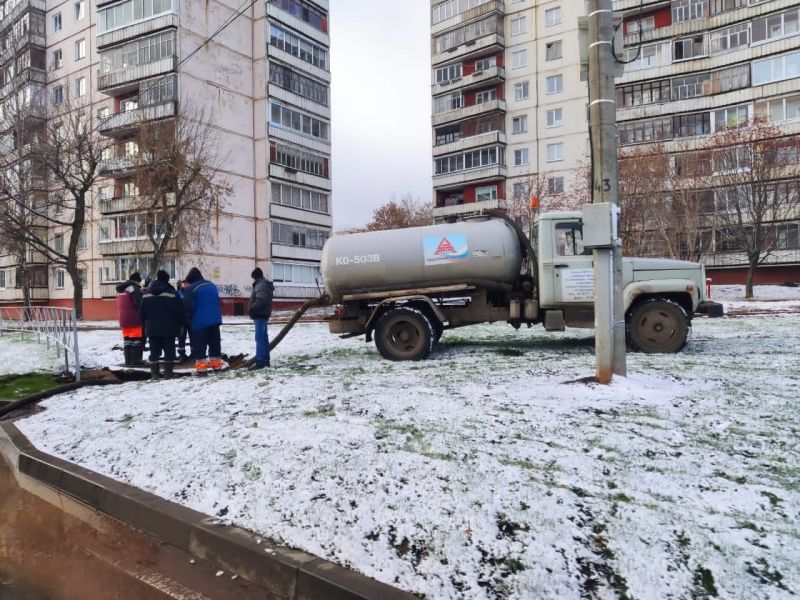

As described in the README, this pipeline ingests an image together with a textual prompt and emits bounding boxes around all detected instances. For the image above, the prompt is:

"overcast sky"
[329,2,432,231]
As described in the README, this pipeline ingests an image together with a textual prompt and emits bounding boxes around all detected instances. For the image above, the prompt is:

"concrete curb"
[0,422,418,600]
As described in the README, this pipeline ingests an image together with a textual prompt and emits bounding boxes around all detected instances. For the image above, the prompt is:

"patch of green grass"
[0,373,59,401]
[303,403,336,418]
[693,567,719,597]
[713,470,747,485]
[494,347,524,357]
[760,490,782,508]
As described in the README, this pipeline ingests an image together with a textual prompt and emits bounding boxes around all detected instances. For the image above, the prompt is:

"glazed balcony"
[433,164,507,189]
[98,195,139,214]
[433,197,504,219]
[0,0,46,32]
[99,155,141,177]
[431,0,505,36]
[432,98,505,127]
[432,32,505,67]
[433,65,505,95]
[433,130,505,157]
[99,101,176,137]
[97,56,177,94]
[0,68,45,101]
[96,13,178,49]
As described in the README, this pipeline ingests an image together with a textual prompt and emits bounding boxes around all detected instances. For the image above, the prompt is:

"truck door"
[551,221,594,305]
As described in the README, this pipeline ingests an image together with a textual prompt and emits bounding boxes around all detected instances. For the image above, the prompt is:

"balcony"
[434,65,505,95]
[96,13,179,49]
[433,164,507,190]
[97,56,177,94]
[100,282,120,298]
[433,197,504,219]
[432,32,505,67]
[432,98,505,127]
[432,0,505,36]
[98,195,139,214]
[433,131,506,157]
[0,0,46,32]
[0,68,45,101]
[99,155,140,177]
[99,101,176,136]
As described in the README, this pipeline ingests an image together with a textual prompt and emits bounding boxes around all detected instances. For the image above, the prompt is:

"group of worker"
[116,267,274,378]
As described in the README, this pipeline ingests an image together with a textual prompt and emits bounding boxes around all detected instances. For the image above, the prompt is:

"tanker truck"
[320,211,723,361]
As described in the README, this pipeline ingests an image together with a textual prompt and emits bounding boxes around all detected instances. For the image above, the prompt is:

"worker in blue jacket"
[183,267,223,373]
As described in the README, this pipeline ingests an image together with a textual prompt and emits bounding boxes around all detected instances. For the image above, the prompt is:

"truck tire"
[627,298,689,354]
[374,307,435,361]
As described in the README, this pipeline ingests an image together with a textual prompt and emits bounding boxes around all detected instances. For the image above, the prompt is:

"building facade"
[430,0,590,222]
[615,0,800,282]
[0,0,331,318]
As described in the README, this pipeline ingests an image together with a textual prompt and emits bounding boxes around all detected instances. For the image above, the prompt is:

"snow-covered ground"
[4,286,800,599]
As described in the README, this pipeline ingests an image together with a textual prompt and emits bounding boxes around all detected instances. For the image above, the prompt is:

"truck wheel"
[627,299,689,354]
[374,307,434,361]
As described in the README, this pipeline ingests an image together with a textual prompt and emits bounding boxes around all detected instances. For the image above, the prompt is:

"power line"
[178,0,260,69]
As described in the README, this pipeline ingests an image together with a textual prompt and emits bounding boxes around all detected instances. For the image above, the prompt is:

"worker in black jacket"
[139,270,184,379]
[248,267,274,370]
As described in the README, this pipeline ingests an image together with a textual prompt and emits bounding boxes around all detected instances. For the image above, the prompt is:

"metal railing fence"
[0,306,80,381]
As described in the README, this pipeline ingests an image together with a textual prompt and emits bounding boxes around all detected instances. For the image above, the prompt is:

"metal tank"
[321,218,523,301]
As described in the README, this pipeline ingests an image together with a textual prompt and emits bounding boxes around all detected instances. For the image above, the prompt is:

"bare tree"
[128,103,232,274]
[506,172,583,241]
[366,193,432,231]
[617,144,669,256]
[701,121,800,297]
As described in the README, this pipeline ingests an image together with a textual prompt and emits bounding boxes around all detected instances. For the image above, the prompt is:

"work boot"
[162,362,174,379]
[149,363,161,380]
[123,346,132,367]
[195,359,210,375]
[131,346,146,366]
[209,357,224,371]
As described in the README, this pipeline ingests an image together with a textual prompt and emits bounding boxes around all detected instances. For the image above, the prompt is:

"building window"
[77,230,87,250]
[54,233,65,253]
[271,222,330,249]
[671,73,710,100]
[52,49,63,70]
[436,63,462,85]
[75,76,86,97]
[55,270,65,289]
[673,35,706,61]
[673,112,712,138]
[434,15,501,53]
[546,108,563,127]
[267,0,327,32]
[513,148,529,166]
[475,56,496,72]
[433,92,463,114]
[514,81,529,100]
[710,23,748,53]
[546,74,563,94]
[547,142,564,162]
[546,40,562,61]
[755,94,800,123]
[714,105,748,130]
[269,63,329,106]
[627,16,655,34]
[512,115,528,134]
[273,143,329,178]
[619,117,673,145]
[511,15,527,36]
[617,80,671,107]
[475,88,496,104]
[74,1,85,21]
[434,146,504,175]
[98,0,174,33]
[99,31,175,75]
[271,182,329,214]
[270,101,330,141]
[269,24,328,70]
[710,0,747,14]
[752,50,800,86]
[711,63,749,93]
[53,12,62,31]
[512,49,527,69]
[751,9,800,45]
[53,85,64,105]
[672,0,708,23]
[548,176,564,195]
[545,6,561,27]
[272,262,322,286]
[476,185,498,202]
[75,38,86,61]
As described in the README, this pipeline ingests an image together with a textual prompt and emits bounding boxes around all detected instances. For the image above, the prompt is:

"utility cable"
[613,0,645,65]
[178,0,260,68]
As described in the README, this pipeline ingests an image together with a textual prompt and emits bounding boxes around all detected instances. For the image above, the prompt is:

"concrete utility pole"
[587,0,627,382]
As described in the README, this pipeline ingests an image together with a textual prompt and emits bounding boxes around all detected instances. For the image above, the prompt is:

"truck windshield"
[555,223,590,256]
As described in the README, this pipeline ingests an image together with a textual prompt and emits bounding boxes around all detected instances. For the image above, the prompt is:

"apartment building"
[0,0,331,318]
[615,0,800,282]
[430,0,589,222]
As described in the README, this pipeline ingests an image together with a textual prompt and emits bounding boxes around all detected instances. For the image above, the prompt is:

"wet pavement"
[0,456,266,599]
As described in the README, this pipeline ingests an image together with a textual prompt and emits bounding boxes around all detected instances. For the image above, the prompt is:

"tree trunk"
[17,253,32,321]
[67,266,84,320]
[745,260,756,299]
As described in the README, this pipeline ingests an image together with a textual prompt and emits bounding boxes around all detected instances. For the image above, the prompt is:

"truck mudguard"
[623,279,699,314]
